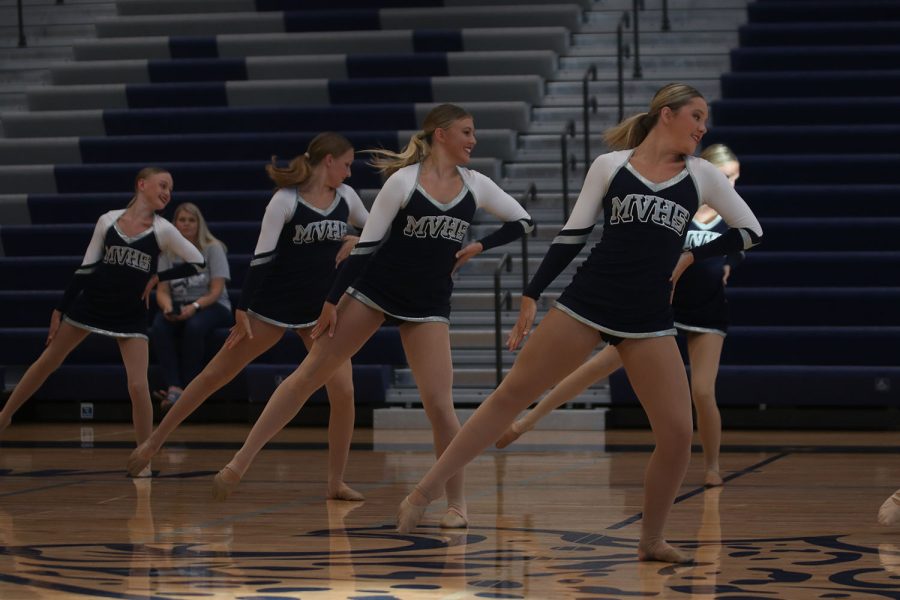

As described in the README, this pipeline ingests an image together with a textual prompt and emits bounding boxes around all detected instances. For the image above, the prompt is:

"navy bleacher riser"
[114,0,593,16]
[27,75,545,111]
[611,367,900,408]
[94,6,584,38]
[739,23,900,47]
[746,2,900,23]
[72,28,571,61]
[0,103,532,138]
[50,51,557,85]
[721,71,900,98]
[728,156,900,185]
[730,47,900,72]
[0,130,518,166]
[0,157,501,195]
[711,99,900,126]
[704,125,900,154]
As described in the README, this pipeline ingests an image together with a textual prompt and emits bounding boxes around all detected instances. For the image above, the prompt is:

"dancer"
[395,84,762,563]
[0,168,204,472]
[128,133,369,501]
[150,202,232,411]
[210,104,533,530]
[496,143,743,488]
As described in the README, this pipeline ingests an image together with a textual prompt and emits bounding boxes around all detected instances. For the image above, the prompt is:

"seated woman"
[150,202,232,410]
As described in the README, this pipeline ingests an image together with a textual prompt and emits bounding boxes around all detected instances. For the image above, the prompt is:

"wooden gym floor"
[1,423,899,599]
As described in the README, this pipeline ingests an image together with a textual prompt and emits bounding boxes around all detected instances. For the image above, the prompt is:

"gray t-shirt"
[159,242,231,311]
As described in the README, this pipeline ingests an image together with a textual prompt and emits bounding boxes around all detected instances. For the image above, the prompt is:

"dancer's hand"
[507,296,536,351]
[452,241,483,275]
[311,302,337,340]
[141,274,160,307]
[669,251,694,302]
[722,264,731,286]
[336,235,359,266]
[225,309,253,349]
[46,309,62,346]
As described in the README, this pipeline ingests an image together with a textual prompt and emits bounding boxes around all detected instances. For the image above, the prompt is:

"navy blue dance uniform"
[238,184,368,328]
[59,210,205,339]
[673,215,743,337]
[328,164,534,322]
[524,150,762,344]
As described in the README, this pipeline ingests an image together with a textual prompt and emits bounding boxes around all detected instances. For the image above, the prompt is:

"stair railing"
[493,253,512,386]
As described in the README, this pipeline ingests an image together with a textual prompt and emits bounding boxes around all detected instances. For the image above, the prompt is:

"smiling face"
[436,117,477,165]
[138,172,173,212]
[664,96,708,156]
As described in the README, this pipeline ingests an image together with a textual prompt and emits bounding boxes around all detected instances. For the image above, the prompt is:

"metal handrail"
[616,12,632,122]
[17,0,26,47]
[581,65,598,173]
[632,0,644,79]
[493,253,512,386]
[560,120,576,221]
[519,183,537,291]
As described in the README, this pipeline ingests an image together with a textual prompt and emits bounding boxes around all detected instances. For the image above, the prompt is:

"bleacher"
[0,0,583,423]
[612,0,900,415]
[2,0,898,427]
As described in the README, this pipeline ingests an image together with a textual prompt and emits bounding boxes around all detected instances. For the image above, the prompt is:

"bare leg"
[398,309,600,531]
[296,328,363,501]
[685,332,725,487]
[117,338,153,447]
[399,321,466,527]
[497,344,623,448]
[617,336,693,563]
[126,316,285,476]
[214,298,384,499]
[0,322,89,432]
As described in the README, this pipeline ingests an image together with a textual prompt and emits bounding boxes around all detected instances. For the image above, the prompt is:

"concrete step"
[572,30,738,54]
[583,8,747,32]
[545,78,721,101]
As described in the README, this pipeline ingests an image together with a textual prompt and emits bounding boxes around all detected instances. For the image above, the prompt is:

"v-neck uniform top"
[533,150,761,338]
[243,184,368,328]
[63,210,204,339]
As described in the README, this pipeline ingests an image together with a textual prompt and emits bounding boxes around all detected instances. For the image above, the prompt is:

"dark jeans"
[150,303,232,389]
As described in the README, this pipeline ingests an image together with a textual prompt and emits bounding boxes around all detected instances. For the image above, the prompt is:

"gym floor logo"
[0,527,898,599]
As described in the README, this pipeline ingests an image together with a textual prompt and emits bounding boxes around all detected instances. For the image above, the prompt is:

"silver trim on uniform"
[554,302,676,338]
[113,221,155,244]
[297,189,342,216]
[739,228,755,249]
[63,316,148,340]
[552,231,591,245]
[625,160,690,192]
[249,254,276,267]
[674,321,727,337]
[247,310,315,330]
[347,287,449,324]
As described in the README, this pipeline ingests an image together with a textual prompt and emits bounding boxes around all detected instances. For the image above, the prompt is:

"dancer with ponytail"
[496,143,744,489]
[395,85,762,563]
[127,133,369,500]
[0,168,204,476]
[210,104,533,530]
